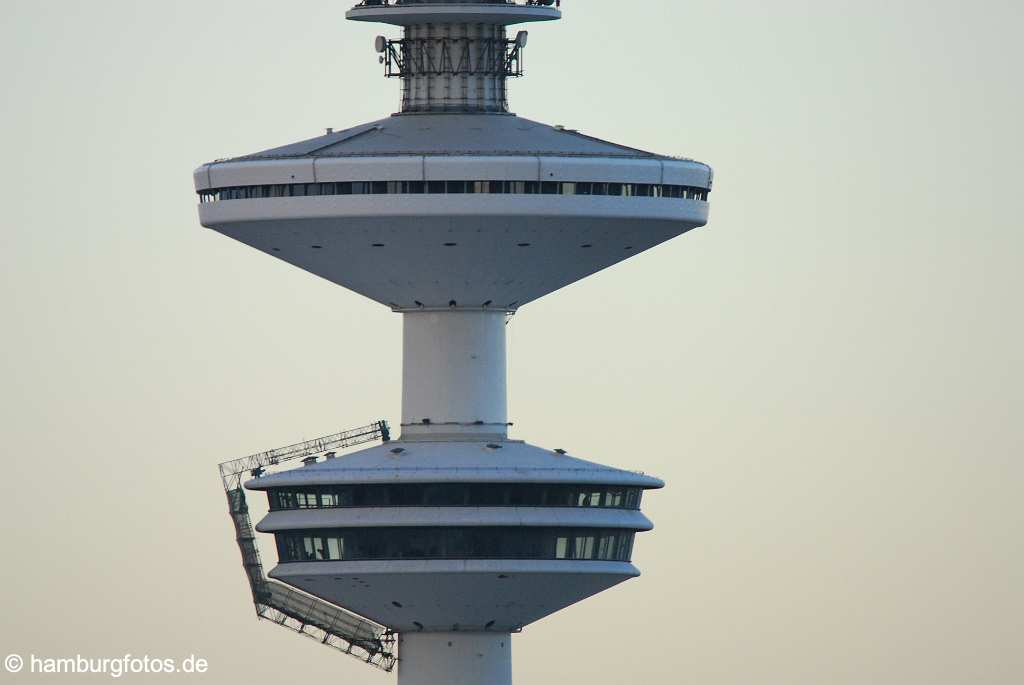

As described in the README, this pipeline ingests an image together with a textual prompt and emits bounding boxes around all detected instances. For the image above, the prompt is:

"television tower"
[196,2,712,684]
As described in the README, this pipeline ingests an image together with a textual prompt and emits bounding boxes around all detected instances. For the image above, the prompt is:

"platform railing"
[354,1,559,9]
[219,421,397,672]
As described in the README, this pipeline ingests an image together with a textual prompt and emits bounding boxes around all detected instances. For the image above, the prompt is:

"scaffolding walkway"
[219,421,397,672]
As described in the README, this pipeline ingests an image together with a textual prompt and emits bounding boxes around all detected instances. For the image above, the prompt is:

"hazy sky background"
[1,1,1021,683]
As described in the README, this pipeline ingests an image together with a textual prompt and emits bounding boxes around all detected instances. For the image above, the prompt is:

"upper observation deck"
[347,0,561,26]
[193,0,712,311]
[193,115,712,311]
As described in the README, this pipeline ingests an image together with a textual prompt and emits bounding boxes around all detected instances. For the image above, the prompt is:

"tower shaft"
[399,22,511,113]
[200,2,705,682]
[401,310,508,439]
[398,632,512,685]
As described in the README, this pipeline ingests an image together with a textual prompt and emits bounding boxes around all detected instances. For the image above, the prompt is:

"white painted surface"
[195,155,713,188]
[398,632,512,685]
[192,165,212,191]
[346,5,560,26]
[207,159,315,187]
[315,155,424,182]
[662,160,715,187]
[269,559,639,631]
[199,189,706,220]
[255,507,654,532]
[199,195,707,309]
[402,311,507,437]
[245,440,665,490]
[539,157,662,184]
[423,156,540,181]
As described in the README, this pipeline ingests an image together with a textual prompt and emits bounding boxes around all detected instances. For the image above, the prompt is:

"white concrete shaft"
[401,310,507,438]
[398,632,512,685]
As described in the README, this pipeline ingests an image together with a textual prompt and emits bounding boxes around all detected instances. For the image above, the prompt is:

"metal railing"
[356,1,557,8]
[219,420,397,672]
[219,421,389,490]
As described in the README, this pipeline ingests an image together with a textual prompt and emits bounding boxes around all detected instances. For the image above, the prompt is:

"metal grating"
[219,421,397,672]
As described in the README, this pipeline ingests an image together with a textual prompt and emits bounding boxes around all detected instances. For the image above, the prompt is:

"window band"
[276,526,637,563]
[267,483,643,511]
[199,180,709,203]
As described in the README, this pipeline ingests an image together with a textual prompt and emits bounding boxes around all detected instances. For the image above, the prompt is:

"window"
[276,527,638,563]
[199,181,709,204]
[606,488,624,508]
[267,484,644,511]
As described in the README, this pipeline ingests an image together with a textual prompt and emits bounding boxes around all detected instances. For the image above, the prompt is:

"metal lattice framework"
[219,421,390,491]
[382,37,524,78]
[219,420,397,672]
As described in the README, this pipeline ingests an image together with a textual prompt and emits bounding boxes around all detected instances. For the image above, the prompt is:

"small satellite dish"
[515,31,529,49]
[375,35,387,53]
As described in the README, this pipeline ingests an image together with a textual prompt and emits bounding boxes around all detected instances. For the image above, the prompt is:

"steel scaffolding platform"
[219,421,397,672]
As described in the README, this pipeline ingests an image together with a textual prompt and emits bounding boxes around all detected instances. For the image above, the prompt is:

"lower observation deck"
[249,439,660,633]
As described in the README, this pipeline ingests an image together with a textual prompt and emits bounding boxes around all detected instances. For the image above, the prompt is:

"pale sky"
[1,1,1021,683]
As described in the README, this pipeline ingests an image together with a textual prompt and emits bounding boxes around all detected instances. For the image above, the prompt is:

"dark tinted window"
[276,527,636,562]
[198,181,709,204]
[267,484,643,511]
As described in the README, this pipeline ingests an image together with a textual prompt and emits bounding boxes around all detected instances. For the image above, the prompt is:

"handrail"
[218,421,397,672]
[219,420,390,490]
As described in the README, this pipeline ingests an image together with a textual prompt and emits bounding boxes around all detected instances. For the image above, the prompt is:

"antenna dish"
[515,30,529,49]
[374,35,387,53]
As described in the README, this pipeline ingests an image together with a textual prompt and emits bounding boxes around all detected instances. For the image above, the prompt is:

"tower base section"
[398,632,512,685]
